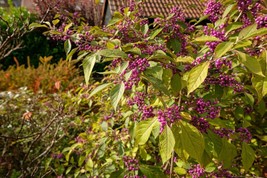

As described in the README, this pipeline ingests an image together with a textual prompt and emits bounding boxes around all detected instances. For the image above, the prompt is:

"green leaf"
[29,22,49,29]
[149,50,173,62]
[242,142,255,172]
[144,74,170,96]
[89,83,112,98]
[135,118,158,145]
[52,19,60,25]
[179,121,205,162]
[141,24,149,35]
[167,39,181,54]
[171,74,182,95]
[110,169,126,178]
[108,12,123,26]
[238,23,257,40]
[66,48,77,61]
[222,4,235,18]
[139,165,167,178]
[252,50,267,101]
[205,130,223,158]
[218,139,237,168]
[174,56,194,63]
[98,49,127,58]
[174,167,187,175]
[126,47,141,55]
[233,40,252,49]
[236,51,264,77]
[186,61,210,95]
[193,36,221,43]
[225,22,243,34]
[159,125,175,164]
[64,39,71,55]
[214,42,234,58]
[110,83,125,111]
[150,28,163,39]
[144,64,163,80]
[83,54,100,85]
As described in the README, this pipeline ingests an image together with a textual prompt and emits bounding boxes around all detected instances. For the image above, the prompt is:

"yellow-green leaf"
[159,125,175,164]
[110,83,125,111]
[214,42,234,58]
[135,118,158,145]
[186,61,210,95]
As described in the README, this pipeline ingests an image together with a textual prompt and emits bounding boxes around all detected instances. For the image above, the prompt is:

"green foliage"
[0,6,65,69]
[17,0,267,177]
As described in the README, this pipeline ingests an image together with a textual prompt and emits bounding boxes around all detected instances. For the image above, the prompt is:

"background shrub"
[0,5,65,69]
[0,56,83,93]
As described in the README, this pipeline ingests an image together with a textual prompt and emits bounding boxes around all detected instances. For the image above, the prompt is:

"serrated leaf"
[233,40,252,49]
[236,51,264,77]
[242,142,255,172]
[186,61,210,95]
[159,125,175,163]
[83,54,100,85]
[193,36,221,42]
[225,22,243,34]
[174,56,194,63]
[144,74,170,95]
[252,50,267,101]
[149,50,173,62]
[246,28,267,39]
[98,49,127,58]
[89,83,112,98]
[110,83,125,111]
[176,121,204,162]
[218,139,237,168]
[214,42,234,58]
[135,118,158,145]
[238,23,257,40]
[150,28,163,39]
[222,4,234,18]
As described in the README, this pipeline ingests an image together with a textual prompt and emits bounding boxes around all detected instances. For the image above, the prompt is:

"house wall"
[21,0,35,11]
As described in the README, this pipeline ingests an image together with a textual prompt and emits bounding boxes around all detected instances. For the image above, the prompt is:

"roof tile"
[108,0,205,19]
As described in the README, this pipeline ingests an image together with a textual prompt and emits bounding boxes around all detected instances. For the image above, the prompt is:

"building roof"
[108,0,205,19]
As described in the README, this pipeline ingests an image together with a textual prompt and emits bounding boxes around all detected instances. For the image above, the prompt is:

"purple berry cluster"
[237,0,252,12]
[213,57,232,70]
[204,0,223,23]
[123,156,139,171]
[127,92,155,120]
[213,128,234,138]
[204,26,226,52]
[154,7,187,55]
[190,116,210,133]
[205,74,243,92]
[124,57,150,90]
[194,98,221,119]
[158,104,182,132]
[188,164,205,178]
[211,168,234,178]
[236,127,252,143]
[256,15,267,28]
